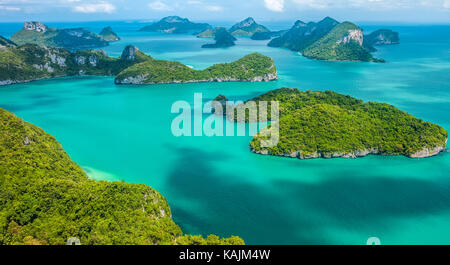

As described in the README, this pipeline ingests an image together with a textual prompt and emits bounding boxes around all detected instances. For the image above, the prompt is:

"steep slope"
[98,26,120,42]
[0,108,244,245]
[302,22,378,62]
[268,17,339,51]
[229,17,270,37]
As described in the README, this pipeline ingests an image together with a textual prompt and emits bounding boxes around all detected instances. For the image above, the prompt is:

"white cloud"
[264,0,284,12]
[444,0,450,9]
[148,1,173,11]
[73,1,116,13]
[0,5,20,11]
[205,5,223,11]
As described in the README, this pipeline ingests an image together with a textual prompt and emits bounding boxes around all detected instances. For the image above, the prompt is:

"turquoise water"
[1,22,450,244]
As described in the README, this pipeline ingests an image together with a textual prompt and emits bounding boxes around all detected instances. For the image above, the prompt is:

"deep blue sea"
[1,21,450,244]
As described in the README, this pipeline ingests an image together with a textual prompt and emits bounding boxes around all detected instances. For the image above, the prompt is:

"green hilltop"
[139,16,212,34]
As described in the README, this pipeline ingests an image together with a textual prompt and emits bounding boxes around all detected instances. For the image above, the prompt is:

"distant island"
[230,88,447,159]
[10,22,114,50]
[197,17,271,38]
[115,53,277,84]
[98,26,120,42]
[268,17,398,62]
[0,38,276,86]
[139,16,212,34]
[363,29,400,51]
[201,27,236,48]
[229,17,270,37]
[0,107,244,245]
[251,30,287,40]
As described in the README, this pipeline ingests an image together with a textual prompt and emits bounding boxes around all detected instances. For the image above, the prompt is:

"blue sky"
[0,0,449,23]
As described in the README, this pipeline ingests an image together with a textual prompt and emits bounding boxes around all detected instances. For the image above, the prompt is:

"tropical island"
[0,107,244,245]
[201,27,236,48]
[0,38,277,86]
[268,17,397,62]
[115,53,277,84]
[229,88,448,159]
[139,16,212,34]
[98,26,121,42]
[228,17,270,37]
[10,22,112,50]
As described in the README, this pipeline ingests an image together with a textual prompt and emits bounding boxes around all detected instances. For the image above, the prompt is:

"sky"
[0,0,449,23]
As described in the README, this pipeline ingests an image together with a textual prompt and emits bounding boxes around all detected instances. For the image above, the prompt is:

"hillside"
[0,108,244,245]
[229,17,270,37]
[232,88,448,159]
[0,44,149,85]
[302,22,379,62]
[115,53,277,84]
[201,28,236,48]
[139,16,212,34]
[11,22,108,50]
[99,26,120,42]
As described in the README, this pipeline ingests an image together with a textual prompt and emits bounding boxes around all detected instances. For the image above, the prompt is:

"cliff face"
[24,21,48,33]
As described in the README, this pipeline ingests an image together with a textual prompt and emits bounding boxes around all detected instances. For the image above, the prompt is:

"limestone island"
[114,53,277,84]
[0,38,276,86]
[99,26,121,42]
[363,29,400,52]
[11,22,110,50]
[201,28,236,48]
[0,107,244,245]
[229,17,270,37]
[139,16,212,34]
[232,88,448,159]
[268,17,398,62]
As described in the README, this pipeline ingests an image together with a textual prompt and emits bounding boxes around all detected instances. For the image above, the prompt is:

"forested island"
[268,17,398,62]
[0,108,244,245]
[10,22,113,50]
[139,16,212,34]
[98,26,120,42]
[201,28,236,48]
[0,38,276,86]
[115,53,277,84]
[229,88,447,159]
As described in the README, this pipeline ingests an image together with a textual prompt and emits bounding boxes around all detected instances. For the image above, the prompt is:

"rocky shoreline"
[115,73,277,85]
[251,139,448,159]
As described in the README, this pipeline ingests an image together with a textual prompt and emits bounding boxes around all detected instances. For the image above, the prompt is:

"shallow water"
[1,22,450,244]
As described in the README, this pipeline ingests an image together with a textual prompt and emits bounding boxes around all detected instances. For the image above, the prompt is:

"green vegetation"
[0,36,16,48]
[364,29,400,50]
[98,26,120,42]
[250,31,287,41]
[0,108,244,245]
[139,16,212,34]
[268,17,389,62]
[229,17,270,37]
[0,44,150,84]
[268,17,339,52]
[236,88,448,158]
[115,53,277,84]
[302,22,377,62]
[11,22,108,50]
[201,28,236,48]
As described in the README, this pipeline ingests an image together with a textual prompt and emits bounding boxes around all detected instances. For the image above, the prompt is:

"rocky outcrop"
[121,45,140,61]
[410,139,448,158]
[24,21,48,33]
[338,29,363,46]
